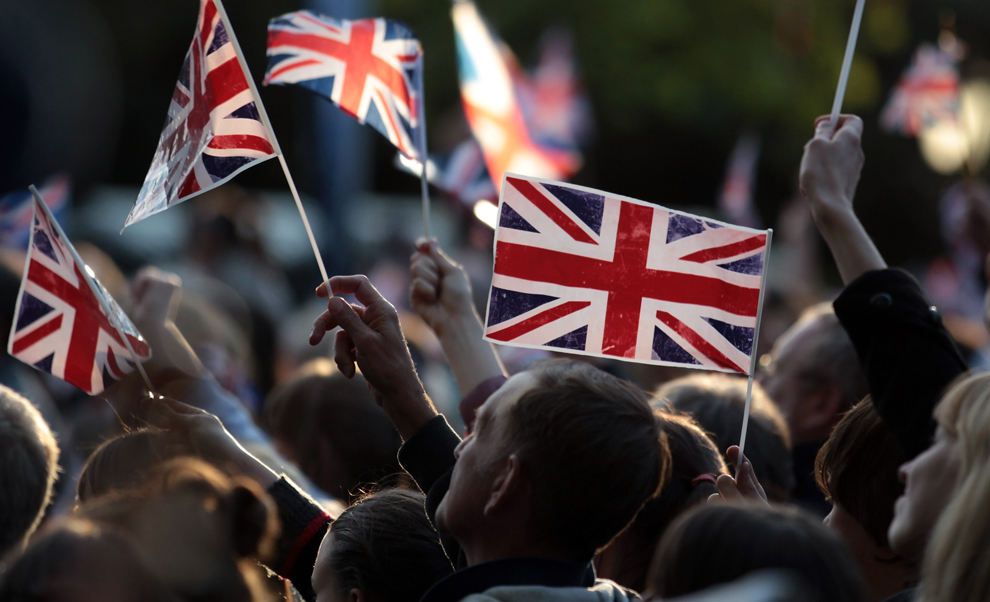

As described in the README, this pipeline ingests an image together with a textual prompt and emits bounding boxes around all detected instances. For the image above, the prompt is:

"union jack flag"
[881,43,960,137]
[264,11,423,159]
[0,175,70,250]
[124,0,277,228]
[453,0,579,193]
[484,175,770,374]
[9,194,151,395]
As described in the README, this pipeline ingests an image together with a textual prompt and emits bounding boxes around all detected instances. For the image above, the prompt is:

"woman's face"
[887,426,960,562]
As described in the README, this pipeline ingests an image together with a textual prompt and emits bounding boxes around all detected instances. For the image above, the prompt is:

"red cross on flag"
[484,174,771,374]
[8,192,151,395]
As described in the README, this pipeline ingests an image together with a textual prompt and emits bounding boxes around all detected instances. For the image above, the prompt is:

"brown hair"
[77,428,180,502]
[264,359,401,500]
[597,410,727,592]
[658,373,794,502]
[502,359,670,560]
[816,398,904,547]
[0,519,176,602]
[650,504,866,602]
[79,458,279,602]
[326,488,453,602]
[0,385,60,559]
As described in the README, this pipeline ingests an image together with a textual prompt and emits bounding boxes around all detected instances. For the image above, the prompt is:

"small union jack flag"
[9,194,151,395]
[125,0,277,228]
[265,11,423,159]
[484,175,770,374]
[881,43,961,137]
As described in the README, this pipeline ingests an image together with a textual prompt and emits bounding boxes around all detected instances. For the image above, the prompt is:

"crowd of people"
[0,113,987,601]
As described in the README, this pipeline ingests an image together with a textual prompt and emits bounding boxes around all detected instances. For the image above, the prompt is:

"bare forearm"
[812,204,887,285]
[438,312,507,396]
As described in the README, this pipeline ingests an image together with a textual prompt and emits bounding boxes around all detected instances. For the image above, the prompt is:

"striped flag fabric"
[264,11,423,159]
[124,0,277,228]
[484,174,770,373]
[9,193,151,395]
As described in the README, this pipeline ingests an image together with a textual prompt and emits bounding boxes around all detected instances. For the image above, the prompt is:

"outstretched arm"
[799,114,887,284]
[409,238,506,396]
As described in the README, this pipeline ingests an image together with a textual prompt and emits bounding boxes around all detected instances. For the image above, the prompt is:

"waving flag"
[881,43,961,137]
[484,175,770,373]
[453,1,579,192]
[0,175,70,250]
[125,0,277,228]
[9,193,151,395]
[265,12,423,159]
[718,133,761,229]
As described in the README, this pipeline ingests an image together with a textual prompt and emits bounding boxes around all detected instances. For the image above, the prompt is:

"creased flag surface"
[484,175,769,373]
[265,11,423,159]
[125,0,277,228]
[453,0,579,192]
[9,195,151,395]
[881,43,961,137]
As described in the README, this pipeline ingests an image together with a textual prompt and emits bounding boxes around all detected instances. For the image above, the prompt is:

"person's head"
[0,385,59,559]
[887,373,985,563]
[77,428,184,502]
[649,504,866,602]
[596,410,727,592]
[658,373,794,502]
[312,488,453,602]
[79,457,279,602]
[265,359,401,501]
[436,359,669,564]
[758,304,868,446]
[919,372,990,601]
[0,519,176,602]
[816,399,912,599]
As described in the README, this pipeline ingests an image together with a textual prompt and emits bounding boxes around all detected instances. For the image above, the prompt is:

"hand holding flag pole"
[737,229,772,460]
[828,0,866,134]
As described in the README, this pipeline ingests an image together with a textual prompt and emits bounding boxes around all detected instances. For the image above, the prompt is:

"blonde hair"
[921,372,990,602]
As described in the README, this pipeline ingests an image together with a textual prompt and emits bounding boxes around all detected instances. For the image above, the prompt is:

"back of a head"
[79,458,279,602]
[77,428,179,502]
[658,373,794,502]
[265,359,401,500]
[598,410,727,591]
[0,385,59,559]
[323,488,453,602]
[793,304,868,411]
[649,504,866,602]
[0,518,175,602]
[922,372,990,602]
[503,359,670,560]
[816,398,904,548]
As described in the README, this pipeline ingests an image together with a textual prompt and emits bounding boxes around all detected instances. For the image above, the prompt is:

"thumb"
[426,240,459,276]
[328,297,375,344]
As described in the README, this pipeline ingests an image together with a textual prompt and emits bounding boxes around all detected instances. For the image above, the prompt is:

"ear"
[484,454,524,517]
[348,588,366,602]
[800,382,846,437]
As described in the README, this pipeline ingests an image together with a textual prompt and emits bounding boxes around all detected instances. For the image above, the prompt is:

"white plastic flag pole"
[828,0,866,132]
[737,229,773,460]
[213,0,331,294]
[415,54,433,238]
[30,186,158,398]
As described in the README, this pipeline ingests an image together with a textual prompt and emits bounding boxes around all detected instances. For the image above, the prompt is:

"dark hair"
[502,359,670,560]
[650,504,866,602]
[264,359,401,500]
[597,410,727,592]
[816,398,904,547]
[658,373,795,502]
[0,519,176,602]
[326,488,453,602]
[77,428,181,502]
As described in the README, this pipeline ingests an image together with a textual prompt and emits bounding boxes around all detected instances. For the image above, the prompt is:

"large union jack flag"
[265,11,423,159]
[881,43,960,137]
[484,175,770,374]
[125,0,277,228]
[9,195,151,395]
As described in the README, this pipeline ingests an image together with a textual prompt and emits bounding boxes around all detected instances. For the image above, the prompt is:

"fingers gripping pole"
[738,229,773,459]
[829,0,866,132]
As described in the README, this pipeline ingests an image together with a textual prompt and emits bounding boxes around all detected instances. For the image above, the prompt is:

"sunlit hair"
[921,372,990,602]
[0,385,59,559]
[77,428,181,502]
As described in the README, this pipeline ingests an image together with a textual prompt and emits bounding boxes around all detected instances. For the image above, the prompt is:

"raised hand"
[312,275,437,440]
[130,267,203,379]
[709,445,770,507]
[799,114,865,225]
[410,238,477,338]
